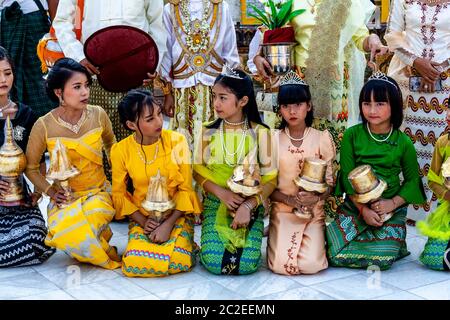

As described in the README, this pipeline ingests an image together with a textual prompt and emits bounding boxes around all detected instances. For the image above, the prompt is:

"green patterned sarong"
[420,238,450,271]
[326,200,409,270]
[199,194,264,275]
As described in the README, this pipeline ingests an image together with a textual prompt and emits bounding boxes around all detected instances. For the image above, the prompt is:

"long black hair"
[207,69,268,129]
[45,58,92,103]
[118,89,159,133]
[118,89,163,184]
[276,84,314,129]
[0,46,16,103]
[359,75,403,130]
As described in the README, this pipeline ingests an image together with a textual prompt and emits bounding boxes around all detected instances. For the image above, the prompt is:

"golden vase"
[293,158,328,220]
[0,116,27,206]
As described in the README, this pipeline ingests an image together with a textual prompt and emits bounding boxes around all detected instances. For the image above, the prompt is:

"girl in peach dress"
[267,71,336,275]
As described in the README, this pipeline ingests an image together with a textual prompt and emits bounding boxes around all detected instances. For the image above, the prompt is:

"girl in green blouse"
[326,73,426,270]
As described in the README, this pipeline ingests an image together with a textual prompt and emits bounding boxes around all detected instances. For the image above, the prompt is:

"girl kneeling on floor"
[193,67,278,275]
[326,73,426,270]
[111,89,201,277]
[268,71,336,275]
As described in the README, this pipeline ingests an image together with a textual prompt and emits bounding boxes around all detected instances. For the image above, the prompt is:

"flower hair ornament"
[221,63,244,80]
[280,70,308,87]
[367,71,397,88]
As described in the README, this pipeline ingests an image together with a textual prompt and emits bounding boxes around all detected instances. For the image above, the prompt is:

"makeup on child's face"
[279,102,310,126]
[362,93,391,127]
[135,104,163,139]
[0,60,13,97]
[59,72,90,109]
[212,83,243,121]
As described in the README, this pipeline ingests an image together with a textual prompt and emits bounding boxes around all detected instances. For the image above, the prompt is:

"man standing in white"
[159,0,240,149]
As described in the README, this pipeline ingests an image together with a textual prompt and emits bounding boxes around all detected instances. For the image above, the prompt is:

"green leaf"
[248,13,270,28]
[249,4,270,26]
[277,0,293,27]
[268,0,278,29]
[286,9,306,22]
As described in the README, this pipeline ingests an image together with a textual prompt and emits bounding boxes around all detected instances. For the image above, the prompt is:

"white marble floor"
[1,199,448,301]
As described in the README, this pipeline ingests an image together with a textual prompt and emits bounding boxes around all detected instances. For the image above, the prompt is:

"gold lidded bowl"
[141,169,175,222]
[294,158,328,194]
[227,147,262,197]
[0,116,27,204]
[348,164,387,204]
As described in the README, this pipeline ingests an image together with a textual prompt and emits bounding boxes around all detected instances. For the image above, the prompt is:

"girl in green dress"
[326,73,426,270]
[193,67,278,275]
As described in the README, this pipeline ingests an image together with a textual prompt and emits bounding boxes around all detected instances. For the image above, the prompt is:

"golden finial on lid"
[141,169,175,222]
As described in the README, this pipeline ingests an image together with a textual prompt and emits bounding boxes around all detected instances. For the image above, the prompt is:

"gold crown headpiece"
[280,70,308,87]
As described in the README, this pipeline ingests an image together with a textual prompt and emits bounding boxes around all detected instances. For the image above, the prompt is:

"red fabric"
[263,27,295,44]
[84,26,159,93]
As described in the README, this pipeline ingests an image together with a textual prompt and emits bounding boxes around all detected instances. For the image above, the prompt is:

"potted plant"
[249,0,305,75]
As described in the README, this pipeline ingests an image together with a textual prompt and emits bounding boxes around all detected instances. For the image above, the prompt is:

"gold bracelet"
[43,184,54,197]
[253,195,262,206]
[200,178,208,189]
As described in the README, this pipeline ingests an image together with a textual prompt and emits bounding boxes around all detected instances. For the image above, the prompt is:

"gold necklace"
[135,137,160,165]
[57,109,87,134]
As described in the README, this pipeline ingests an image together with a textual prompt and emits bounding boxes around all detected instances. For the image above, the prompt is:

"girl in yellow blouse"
[111,89,202,277]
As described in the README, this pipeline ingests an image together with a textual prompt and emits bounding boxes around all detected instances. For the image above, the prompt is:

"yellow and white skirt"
[121,215,197,277]
[46,189,121,269]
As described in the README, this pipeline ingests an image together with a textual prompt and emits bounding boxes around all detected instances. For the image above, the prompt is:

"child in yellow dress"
[111,89,202,277]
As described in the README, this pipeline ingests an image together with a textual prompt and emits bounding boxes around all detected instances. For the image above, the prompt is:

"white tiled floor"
[1,215,449,300]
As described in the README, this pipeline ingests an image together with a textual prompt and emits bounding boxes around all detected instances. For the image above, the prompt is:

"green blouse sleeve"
[398,135,427,204]
[335,127,357,196]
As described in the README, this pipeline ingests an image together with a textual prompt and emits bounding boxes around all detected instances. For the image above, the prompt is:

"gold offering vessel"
[227,147,262,217]
[46,138,80,208]
[141,169,175,222]
[293,158,328,220]
[348,165,392,222]
[0,116,27,205]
